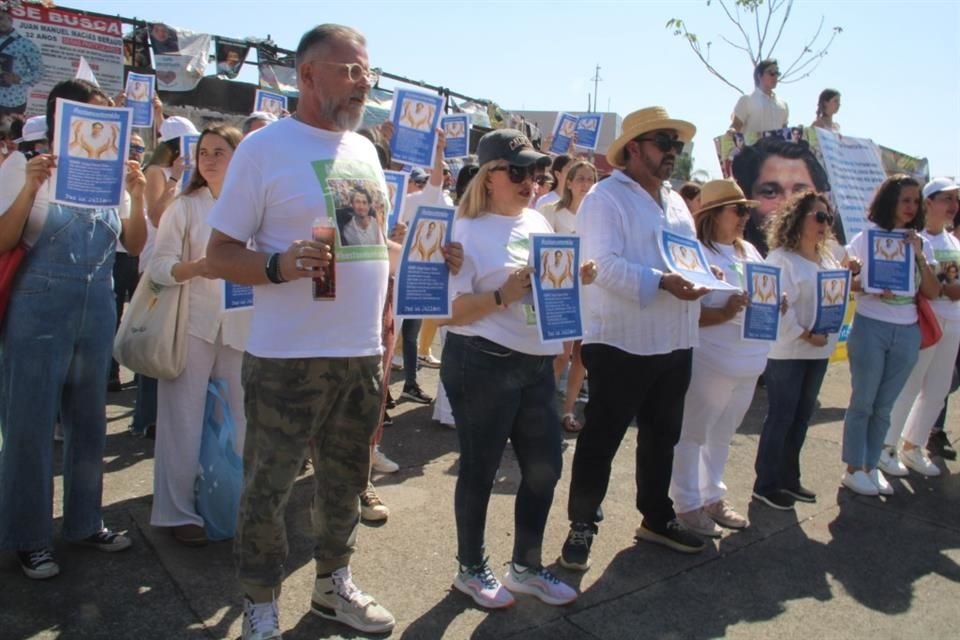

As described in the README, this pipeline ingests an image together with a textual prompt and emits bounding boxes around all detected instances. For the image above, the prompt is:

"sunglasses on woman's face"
[534,176,554,186]
[490,164,540,184]
[728,203,751,217]
[634,132,684,155]
[811,209,834,225]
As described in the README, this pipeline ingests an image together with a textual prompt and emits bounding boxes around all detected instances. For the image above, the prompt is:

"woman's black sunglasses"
[490,164,541,184]
[812,210,834,225]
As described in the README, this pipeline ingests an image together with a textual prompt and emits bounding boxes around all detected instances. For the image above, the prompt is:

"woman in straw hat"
[753,191,844,509]
[670,180,767,537]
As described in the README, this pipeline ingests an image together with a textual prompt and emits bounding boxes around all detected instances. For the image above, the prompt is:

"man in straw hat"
[559,106,710,568]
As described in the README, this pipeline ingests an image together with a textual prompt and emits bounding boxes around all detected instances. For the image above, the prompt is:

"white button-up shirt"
[733,88,789,135]
[579,170,700,356]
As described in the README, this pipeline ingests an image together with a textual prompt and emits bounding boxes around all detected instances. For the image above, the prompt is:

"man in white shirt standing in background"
[730,59,789,136]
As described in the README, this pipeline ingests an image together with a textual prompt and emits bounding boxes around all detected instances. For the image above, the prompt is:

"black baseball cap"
[477,129,550,167]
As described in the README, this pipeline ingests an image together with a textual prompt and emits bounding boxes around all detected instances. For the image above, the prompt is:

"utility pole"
[590,64,602,112]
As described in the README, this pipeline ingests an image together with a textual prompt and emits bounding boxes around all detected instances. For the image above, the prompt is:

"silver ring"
[297,246,305,258]
[295,257,305,270]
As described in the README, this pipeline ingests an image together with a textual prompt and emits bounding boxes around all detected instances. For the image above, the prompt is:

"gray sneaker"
[311,566,395,633]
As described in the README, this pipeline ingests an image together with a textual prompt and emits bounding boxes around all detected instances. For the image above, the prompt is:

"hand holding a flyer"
[802,329,829,347]
[501,267,534,306]
[23,153,56,195]
[660,272,710,301]
[580,260,599,285]
[441,241,464,276]
[125,160,147,199]
[722,291,749,319]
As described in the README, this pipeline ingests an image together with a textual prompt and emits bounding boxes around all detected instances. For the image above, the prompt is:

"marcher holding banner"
[148,125,250,547]
[0,79,147,579]
[882,178,960,477]
[671,179,767,535]
[843,175,940,496]
[441,129,578,609]
[753,191,843,510]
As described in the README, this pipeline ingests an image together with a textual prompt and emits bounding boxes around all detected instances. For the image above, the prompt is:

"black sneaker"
[559,522,597,570]
[635,519,705,554]
[107,378,123,393]
[783,485,817,503]
[927,430,957,461]
[382,411,394,427]
[76,527,132,552]
[752,490,796,511]
[18,547,60,579]
[401,383,433,404]
[385,392,396,410]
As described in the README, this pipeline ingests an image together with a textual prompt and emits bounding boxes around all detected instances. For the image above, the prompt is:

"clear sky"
[72,0,960,179]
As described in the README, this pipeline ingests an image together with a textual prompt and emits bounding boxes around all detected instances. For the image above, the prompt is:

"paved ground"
[1,360,959,639]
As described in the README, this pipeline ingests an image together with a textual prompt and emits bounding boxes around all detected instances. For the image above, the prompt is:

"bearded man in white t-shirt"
[205,24,399,639]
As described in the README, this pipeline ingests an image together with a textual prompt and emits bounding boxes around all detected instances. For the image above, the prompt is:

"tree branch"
[718,0,756,61]
[780,15,824,77]
[766,0,793,58]
[719,34,753,54]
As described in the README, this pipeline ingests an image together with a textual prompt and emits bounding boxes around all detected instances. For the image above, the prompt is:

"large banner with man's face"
[5,4,123,116]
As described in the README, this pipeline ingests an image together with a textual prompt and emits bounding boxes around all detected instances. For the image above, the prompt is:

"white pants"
[670,353,760,514]
[151,333,246,527]
[432,328,454,425]
[886,319,960,448]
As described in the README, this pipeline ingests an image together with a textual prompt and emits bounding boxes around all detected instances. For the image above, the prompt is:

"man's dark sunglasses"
[635,133,684,155]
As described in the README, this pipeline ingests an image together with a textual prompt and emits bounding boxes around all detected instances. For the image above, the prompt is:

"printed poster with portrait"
[311,158,390,265]
[180,133,199,190]
[51,98,131,208]
[742,262,781,341]
[530,233,582,343]
[390,88,444,168]
[394,205,454,319]
[124,72,155,128]
[440,114,470,159]
[215,37,249,80]
[148,23,210,92]
[254,89,287,117]
[8,4,124,116]
[659,229,737,290]
[549,112,578,154]
[865,229,914,296]
[383,169,408,231]
[574,114,602,151]
[812,270,851,334]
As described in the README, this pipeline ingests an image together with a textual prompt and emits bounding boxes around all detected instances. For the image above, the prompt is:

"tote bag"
[917,294,942,350]
[113,232,189,379]
[196,379,244,541]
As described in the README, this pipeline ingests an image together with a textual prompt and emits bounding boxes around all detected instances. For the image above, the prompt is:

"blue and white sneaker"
[502,563,578,606]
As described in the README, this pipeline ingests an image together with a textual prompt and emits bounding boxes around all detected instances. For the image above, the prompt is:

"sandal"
[562,413,583,433]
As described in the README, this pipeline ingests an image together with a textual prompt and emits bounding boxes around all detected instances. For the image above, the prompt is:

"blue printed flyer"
[659,229,738,290]
[530,234,583,343]
[549,112,578,154]
[254,89,287,118]
[52,98,131,208]
[125,72,155,129]
[222,281,254,312]
[742,262,781,341]
[390,89,444,168]
[394,205,454,318]
[180,134,200,190]
[574,114,602,151]
[383,170,409,232]
[865,229,915,296]
[812,270,851,334]
[441,114,470,159]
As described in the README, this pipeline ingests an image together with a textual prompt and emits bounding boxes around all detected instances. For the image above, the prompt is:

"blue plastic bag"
[196,378,244,541]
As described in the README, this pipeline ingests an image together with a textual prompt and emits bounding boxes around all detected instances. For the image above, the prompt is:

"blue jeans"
[753,358,829,495]
[441,333,561,568]
[0,203,119,550]
[130,374,157,435]
[843,313,920,468]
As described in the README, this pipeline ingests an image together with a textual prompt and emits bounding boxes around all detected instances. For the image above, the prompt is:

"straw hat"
[695,179,759,216]
[606,106,696,169]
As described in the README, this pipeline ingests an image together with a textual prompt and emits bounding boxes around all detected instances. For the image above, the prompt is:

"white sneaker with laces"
[372,445,399,474]
[502,563,578,606]
[868,468,894,496]
[900,447,941,477]
[453,558,515,609]
[877,447,908,477]
[311,566,395,633]
[841,470,879,496]
[242,595,282,640]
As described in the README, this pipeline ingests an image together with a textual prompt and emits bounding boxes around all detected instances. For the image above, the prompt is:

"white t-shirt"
[535,190,560,213]
[733,88,789,135]
[923,229,960,326]
[846,225,937,325]
[766,247,841,360]
[543,204,577,235]
[448,209,561,356]
[400,183,453,226]
[138,166,177,273]
[697,242,770,376]
[207,117,390,358]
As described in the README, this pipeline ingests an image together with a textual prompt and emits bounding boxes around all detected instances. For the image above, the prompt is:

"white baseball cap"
[15,116,47,143]
[159,115,199,142]
[923,177,960,200]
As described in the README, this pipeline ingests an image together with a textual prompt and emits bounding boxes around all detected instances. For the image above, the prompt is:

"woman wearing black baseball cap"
[440,129,595,609]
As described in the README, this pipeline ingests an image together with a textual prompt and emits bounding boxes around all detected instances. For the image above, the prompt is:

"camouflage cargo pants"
[235,353,382,601]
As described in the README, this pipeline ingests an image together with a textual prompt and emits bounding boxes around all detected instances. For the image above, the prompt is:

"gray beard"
[318,95,363,132]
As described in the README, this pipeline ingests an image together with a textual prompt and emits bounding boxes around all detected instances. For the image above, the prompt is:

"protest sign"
[865,229,915,296]
[389,89,444,168]
[659,229,737,290]
[395,205,454,318]
[253,89,286,117]
[383,170,408,232]
[812,270,851,334]
[530,234,583,343]
[742,262,781,341]
[441,114,470,159]
[149,24,210,92]
[125,72,155,128]
[222,281,253,312]
[549,112,578,154]
[574,114,602,151]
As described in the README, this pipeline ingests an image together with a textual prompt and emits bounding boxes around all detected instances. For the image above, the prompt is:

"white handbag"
[113,232,189,380]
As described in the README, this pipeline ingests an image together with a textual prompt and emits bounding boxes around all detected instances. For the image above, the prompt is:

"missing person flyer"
[549,112,578,154]
[394,205,454,318]
[51,98,131,208]
[253,89,287,117]
[742,262,781,341]
[389,89,444,168]
[441,114,470,159]
[574,113,602,151]
[659,229,737,290]
[865,229,915,296]
[180,133,200,190]
[222,281,254,312]
[383,170,409,232]
[530,233,583,343]
[812,270,851,334]
[125,72,156,128]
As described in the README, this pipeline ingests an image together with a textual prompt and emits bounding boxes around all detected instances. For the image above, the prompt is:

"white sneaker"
[676,508,722,538]
[453,558,515,609]
[311,566,395,633]
[841,470,879,496]
[242,595,282,640]
[877,447,908,477]
[391,355,404,371]
[502,563,578,606]
[900,447,941,477]
[868,468,894,496]
[372,445,399,474]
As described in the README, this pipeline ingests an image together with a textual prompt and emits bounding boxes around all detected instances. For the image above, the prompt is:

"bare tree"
[666,0,842,94]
